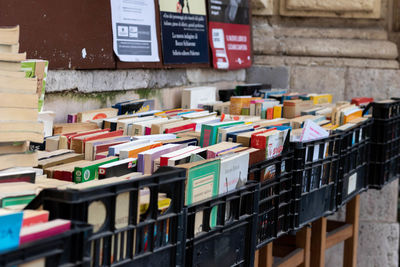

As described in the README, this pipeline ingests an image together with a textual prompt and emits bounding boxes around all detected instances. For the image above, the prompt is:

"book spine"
[267,108,274,120]
[164,123,196,134]
[144,127,151,135]
[137,154,144,173]
[251,135,266,150]
[200,125,212,148]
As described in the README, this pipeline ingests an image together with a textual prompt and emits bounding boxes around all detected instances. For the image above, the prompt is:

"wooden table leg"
[296,225,311,267]
[311,217,327,267]
[258,242,273,267]
[343,195,360,267]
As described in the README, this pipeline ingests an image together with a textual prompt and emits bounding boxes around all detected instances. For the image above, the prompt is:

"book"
[0,141,29,155]
[206,142,243,159]
[22,210,49,227]
[45,136,60,151]
[283,100,314,119]
[132,134,176,142]
[137,144,184,174]
[167,148,207,166]
[164,121,197,134]
[116,116,156,134]
[74,157,119,183]
[129,117,168,136]
[38,153,84,169]
[0,75,37,95]
[108,139,149,156]
[0,182,37,209]
[53,160,91,182]
[177,159,220,227]
[236,128,268,147]
[200,121,244,147]
[150,118,183,134]
[20,219,71,244]
[77,108,118,122]
[85,136,131,161]
[0,25,19,45]
[0,169,36,183]
[342,107,362,124]
[161,136,199,146]
[217,124,253,143]
[71,130,123,154]
[119,142,162,160]
[0,152,38,171]
[299,120,329,142]
[53,122,99,135]
[251,129,289,159]
[273,104,283,119]
[98,158,137,179]
[219,152,249,194]
[181,87,216,109]
[159,146,200,166]
[0,209,23,252]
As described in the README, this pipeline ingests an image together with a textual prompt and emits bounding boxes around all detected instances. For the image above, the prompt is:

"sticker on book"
[348,173,357,195]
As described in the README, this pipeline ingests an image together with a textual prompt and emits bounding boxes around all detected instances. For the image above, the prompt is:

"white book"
[108,140,149,156]
[119,142,159,160]
[219,152,250,194]
[181,87,216,109]
[132,134,177,141]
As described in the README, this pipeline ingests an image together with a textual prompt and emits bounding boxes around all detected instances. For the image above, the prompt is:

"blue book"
[0,210,23,252]
[267,126,292,131]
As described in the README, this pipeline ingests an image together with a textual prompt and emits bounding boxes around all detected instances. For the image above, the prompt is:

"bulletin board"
[0,0,251,70]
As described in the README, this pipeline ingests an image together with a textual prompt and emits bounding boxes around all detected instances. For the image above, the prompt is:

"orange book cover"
[344,110,362,124]
[128,143,163,158]
[266,108,274,120]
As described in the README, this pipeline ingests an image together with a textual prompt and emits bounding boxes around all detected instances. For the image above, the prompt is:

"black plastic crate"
[368,99,400,120]
[184,182,259,267]
[291,134,341,230]
[367,99,400,189]
[248,153,293,249]
[26,167,186,267]
[336,119,372,208]
[0,222,92,267]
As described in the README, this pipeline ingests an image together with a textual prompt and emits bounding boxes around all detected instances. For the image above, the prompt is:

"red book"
[67,129,110,148]
[80,130,124,152]
[145,127,152,135]
[250,128,277,149]
[351,97,374,106]
[164,123,196,134]
[266,108,274,120]
[20,219,71,244]
[22,210,49,227]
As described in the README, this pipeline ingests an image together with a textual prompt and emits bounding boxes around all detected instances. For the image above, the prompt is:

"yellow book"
[310,94,333,105]
[343,110,363,124]
[273,105,283,119]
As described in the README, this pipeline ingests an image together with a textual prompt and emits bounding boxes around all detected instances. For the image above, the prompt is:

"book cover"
[219,152,249,194]
[159,146,200,166]
[164,122,196,134]
[138,144,184,174]
[113,99,155,115]
[20,219,71,244]
[0,209,23,252]
[119,143,163,160]
[86,136,131,160]
[200,121,244,147]
[0,170,36,184]
[22,210,49,227]
[98,158,137,179]
[74,157,119,183]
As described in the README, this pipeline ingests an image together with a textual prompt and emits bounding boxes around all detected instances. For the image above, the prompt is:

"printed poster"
[208,0,252,69]
[110,0,160,62]
[159,0,209,64]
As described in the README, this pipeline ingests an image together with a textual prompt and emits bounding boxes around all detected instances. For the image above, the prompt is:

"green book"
[74,157,119,183]
[21,60,49,112]
[179,159,220,229]
[200,121,244,147]
[1,195,36,208]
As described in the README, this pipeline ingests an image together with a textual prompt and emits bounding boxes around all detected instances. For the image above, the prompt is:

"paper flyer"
[110,0,160,62]
[208,0,252,69]
[159,0,209,64]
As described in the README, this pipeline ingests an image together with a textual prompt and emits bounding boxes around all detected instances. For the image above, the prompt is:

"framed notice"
[208,0,252,69]
[110,0,160,62]
[159,0,209,64]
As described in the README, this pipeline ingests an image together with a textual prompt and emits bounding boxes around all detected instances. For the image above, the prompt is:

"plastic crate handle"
[362,102,372,116]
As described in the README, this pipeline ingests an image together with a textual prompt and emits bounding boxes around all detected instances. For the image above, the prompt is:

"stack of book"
[0,26,43,170]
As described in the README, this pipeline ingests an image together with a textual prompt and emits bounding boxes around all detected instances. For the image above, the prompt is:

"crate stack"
[368,99,400,188]
[0,25,43,170]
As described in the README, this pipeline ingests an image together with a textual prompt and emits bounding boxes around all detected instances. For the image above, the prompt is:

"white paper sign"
[348,173,357,195]
[110,0,160,62]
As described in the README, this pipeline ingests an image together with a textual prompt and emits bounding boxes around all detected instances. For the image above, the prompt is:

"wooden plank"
[311,217,327,267]
[296,226,311,267]
[274,248,304,267]
[259,242,273,267]
[326,223,353,249]
[344,195,360,267]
